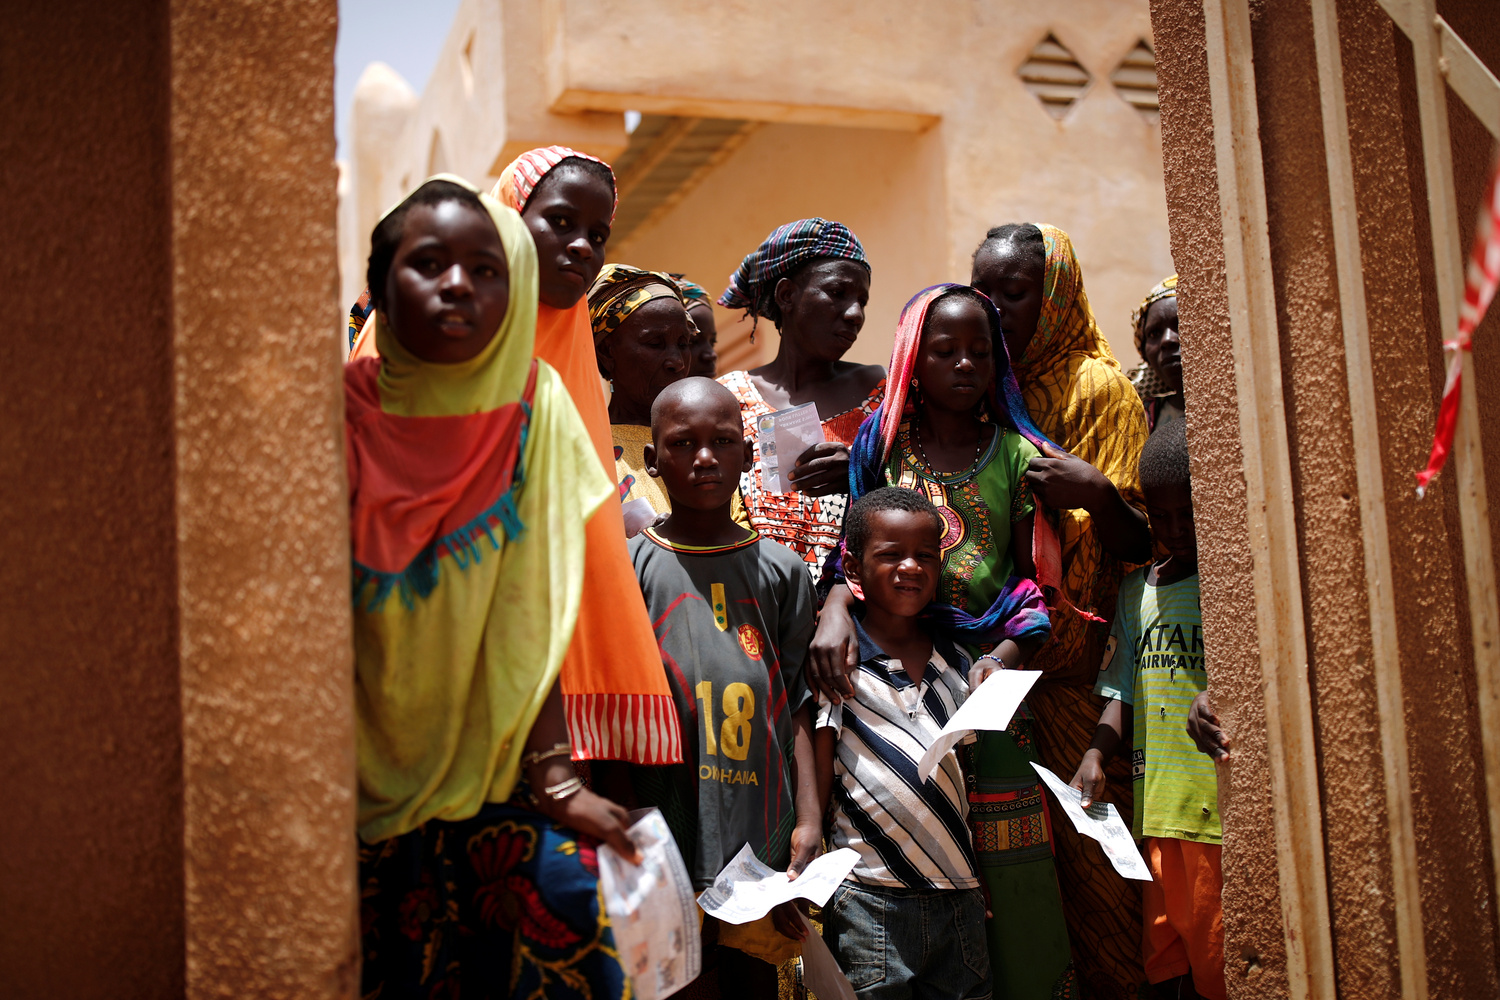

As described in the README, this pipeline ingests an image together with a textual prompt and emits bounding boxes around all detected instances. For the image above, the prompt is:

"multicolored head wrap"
[587,263,688,346]
[491,144,618,223]
[1010,224,1114,375]
[839,283,1056,643]
[1131,273,1178,356]
[718,218,869,325]
[852,284,1054,495]
[670,273,713,308]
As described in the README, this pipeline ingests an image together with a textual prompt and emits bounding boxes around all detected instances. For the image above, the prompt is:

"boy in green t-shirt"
[1070,418,1225,1000]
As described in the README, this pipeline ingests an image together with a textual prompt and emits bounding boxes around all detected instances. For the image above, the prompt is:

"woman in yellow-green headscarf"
[347,176,636,1000]
[971,223,1152,1000]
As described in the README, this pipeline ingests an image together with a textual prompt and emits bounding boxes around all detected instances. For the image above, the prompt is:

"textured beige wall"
[613,123,948,370]
[346,0,1174,370]
[546,0,1173,366]
[171,0,357,996]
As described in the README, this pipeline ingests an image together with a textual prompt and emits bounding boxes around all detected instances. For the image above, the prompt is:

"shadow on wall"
[610,121,951,373]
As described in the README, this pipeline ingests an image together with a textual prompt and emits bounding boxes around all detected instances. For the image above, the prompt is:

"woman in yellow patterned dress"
[971,224,1153,1000]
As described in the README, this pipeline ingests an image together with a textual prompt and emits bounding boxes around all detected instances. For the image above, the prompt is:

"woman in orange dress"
[490,147,683,767]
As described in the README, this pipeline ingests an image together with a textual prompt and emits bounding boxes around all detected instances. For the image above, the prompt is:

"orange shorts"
[1142,837,1226,1000]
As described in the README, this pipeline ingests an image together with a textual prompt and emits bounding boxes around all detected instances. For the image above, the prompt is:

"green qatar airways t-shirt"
[628,527,816,889]
[1095,569,1221,844]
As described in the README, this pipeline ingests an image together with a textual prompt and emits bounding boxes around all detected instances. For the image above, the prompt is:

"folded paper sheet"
[756,402,825,493]
[800,913,857,1000]
[1031,763,1152,881]
[697,843,860,925]
[599,809,702,999]
[915,669,1041,782]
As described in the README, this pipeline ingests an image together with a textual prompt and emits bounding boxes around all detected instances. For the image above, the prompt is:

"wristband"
[541,776,585,802]
[522,741,573,769]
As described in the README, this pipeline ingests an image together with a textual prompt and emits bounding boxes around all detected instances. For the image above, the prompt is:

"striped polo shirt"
[816,620,979,890]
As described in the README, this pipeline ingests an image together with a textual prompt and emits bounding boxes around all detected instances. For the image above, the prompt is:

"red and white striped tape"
[1417,153,1500,498]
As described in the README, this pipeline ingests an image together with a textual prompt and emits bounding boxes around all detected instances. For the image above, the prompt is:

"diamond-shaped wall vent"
[1019,34,1091,119]
[1111,40,1160,123]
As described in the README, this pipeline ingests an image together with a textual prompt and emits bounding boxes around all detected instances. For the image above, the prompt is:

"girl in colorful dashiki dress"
[715,218,886,583]
[834,284,1076,1000]
[349,177,640,1000]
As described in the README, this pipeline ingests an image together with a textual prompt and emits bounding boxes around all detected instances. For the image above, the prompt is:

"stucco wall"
[0,3,185,996]
[346,0,1176,372]
[171,1,357,996]
[1149,0,1287,994]
[548,0,1173,370]
[1152,0,1500,995]
[1,1,355,996]
[613,122,949,371]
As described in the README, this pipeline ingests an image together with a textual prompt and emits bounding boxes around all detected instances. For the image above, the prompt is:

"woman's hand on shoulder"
[808,590,859,704]
[1025,440,1112,511]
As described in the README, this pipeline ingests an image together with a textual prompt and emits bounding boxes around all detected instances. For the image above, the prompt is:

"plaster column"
[1151,0,1500,996]
[0,1,356,996]
[172,0,357,996]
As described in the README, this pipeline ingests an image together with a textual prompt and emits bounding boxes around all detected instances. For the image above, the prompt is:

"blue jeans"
[821,881,992,1000]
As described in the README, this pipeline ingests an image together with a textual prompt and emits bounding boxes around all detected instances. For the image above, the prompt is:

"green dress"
[885,419,1079,1000]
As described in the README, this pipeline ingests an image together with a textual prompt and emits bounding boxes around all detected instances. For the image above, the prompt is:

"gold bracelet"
[522,741,573,770]
[541,776,585,802]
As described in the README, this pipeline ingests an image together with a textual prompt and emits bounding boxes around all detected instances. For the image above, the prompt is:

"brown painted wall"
[169,0,356,996]
[1247,4,1406,996]
[1344,3,1500,993]
[1153,0,1500,995]
[1,1,354,996]
[0,2,185,996]
[1150,0,1291,994]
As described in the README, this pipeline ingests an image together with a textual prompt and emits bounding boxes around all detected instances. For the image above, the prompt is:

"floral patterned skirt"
[359,799,627,1000]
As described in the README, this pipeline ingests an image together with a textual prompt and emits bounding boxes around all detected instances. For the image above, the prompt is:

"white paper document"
[756,402,826,493]
[1030,763,1153,881]
[697,844,860,925]
[799,913,857,1000]
[599,809,702,1000]
[915,670,1042,782]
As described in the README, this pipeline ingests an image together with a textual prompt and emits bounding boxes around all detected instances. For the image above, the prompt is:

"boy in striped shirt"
[814,487,994,1000]
[1071,418,1225,1000]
